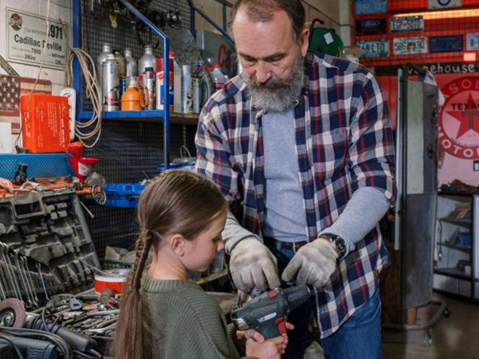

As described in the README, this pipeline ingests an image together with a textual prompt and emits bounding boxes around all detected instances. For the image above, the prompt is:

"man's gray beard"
[245,57,305,113]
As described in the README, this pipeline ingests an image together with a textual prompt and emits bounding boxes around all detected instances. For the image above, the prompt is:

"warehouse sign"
[393,37,428,55]
[357,40,389,57]
[6,9,68,69]
[438,77,479,159]
[428,0,462,10]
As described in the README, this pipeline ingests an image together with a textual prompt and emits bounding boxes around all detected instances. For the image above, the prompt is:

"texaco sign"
[438,77,479,159]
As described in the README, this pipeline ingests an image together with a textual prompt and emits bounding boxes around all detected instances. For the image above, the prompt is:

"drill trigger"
[275,317,287,335]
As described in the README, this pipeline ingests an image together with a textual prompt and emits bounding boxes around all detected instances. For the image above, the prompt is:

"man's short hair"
[230,0,306,41]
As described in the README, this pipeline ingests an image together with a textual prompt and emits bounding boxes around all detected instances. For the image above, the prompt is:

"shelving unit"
[434,194,479,300]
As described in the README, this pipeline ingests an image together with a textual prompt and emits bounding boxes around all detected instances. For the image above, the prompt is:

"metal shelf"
[439,217,472,228]
[78,111,199,125]
[440,242,472,253]
[435,267,471,280]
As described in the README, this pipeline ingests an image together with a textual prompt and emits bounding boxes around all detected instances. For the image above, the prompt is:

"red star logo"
[447,94,479,140]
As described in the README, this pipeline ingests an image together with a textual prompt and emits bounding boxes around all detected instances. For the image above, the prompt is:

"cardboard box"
[20,94,70,153]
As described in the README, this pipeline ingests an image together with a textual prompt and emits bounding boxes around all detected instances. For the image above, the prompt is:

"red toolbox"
[20,94,70,153]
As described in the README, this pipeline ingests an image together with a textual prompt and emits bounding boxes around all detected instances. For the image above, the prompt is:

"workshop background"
[0,0,479,358]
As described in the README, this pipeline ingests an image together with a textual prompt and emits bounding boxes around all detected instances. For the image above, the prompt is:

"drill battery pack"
[20,94,70,153]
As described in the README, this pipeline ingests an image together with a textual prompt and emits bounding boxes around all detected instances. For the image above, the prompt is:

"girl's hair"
[112,170,227,359]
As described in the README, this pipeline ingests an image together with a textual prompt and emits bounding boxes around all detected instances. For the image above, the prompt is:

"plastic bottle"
[124,48,137,80]
[211,64,228,91]
[138,45,156,82]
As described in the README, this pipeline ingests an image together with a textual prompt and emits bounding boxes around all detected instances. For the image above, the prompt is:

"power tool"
[231,286,312,339]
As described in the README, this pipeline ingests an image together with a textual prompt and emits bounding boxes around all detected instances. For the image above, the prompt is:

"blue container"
[102,183,146,208]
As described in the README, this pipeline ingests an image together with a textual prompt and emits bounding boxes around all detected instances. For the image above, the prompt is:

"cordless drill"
[231,286,312,339]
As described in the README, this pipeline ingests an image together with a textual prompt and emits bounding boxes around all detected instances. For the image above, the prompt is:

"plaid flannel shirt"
[195,52,396,337]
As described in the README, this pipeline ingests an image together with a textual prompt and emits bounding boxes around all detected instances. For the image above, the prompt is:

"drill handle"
[257,317,287,339]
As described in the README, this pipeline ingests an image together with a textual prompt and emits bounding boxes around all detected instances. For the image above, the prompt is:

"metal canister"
[114,50,126,79]
[193,76,201,114]
[124,48,137,78]
[139,45,156,81]
[102,54,119,111]
[143,66,156,110]
[97,43,112,101]
[181,65,193,114]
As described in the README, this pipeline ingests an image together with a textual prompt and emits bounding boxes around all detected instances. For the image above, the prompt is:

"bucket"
[94,269,130,294]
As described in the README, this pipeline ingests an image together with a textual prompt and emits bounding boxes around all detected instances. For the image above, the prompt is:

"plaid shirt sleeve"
[348,73,396,204]
[195,100,241,206]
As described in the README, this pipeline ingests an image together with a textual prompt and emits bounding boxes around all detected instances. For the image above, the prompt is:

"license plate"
[390,16,424,33]
[355,19,387,35]
[430,35,464,53]
[467,33,479,51]
[357,40,389,57]
[393,37,428,55]
[355,0,387,15]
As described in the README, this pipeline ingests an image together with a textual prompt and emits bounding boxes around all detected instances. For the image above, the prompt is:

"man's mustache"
[248,78,287,90]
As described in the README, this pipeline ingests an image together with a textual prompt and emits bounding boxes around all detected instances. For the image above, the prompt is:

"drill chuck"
[232,286,312,339]
[283,286,311,312]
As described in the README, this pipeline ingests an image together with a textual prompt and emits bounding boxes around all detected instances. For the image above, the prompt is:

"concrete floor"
[382,293,479,359]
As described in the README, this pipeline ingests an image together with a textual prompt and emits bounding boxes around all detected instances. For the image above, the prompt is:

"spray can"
[97,43,112,101]
[181,65,193,114]
[102,54,119,111]
[168,51,175,112]
[156,58,164,110]
[114,50,126,79]
[143,66,156,110]
[124,48,137,79]
[139,45,156,82]
[192,76,201,114]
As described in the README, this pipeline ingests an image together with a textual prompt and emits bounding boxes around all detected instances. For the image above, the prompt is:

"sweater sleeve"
[166,290,241,359]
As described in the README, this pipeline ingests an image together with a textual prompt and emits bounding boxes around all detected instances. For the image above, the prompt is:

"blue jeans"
[265,242,382,359]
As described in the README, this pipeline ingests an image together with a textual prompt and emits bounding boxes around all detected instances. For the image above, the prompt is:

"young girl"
[113,170,288,359]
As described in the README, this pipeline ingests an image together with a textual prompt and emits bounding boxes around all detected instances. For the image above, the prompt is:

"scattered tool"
[231,286,312,339]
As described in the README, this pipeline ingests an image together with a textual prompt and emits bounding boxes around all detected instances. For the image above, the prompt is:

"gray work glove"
[281,239,339,289]
[229,238,281,292]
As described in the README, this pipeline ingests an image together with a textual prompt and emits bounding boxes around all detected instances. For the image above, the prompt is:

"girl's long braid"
[113,230,152,359]
[130,230,153,292]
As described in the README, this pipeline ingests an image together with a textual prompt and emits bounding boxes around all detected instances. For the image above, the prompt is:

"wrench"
[36,263,50,300]
[1,243,22,301]
[12,251,33,308]
[20,255,39,307]
[0,262,11,299]
[84,322,117,335]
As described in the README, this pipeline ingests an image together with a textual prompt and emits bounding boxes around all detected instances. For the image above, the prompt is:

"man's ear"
[169,234,186,257]
[300,28,310,57]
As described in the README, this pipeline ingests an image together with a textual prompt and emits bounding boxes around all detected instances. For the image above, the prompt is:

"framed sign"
[357,40,389,57]
[428,0,462,10]
[390,16,424,33]
[467,33,479,51]
[393,37,428,55]
[355,19,387,35]
[430,35,464,53]
[355,0,387,15]
[6,8,68,69]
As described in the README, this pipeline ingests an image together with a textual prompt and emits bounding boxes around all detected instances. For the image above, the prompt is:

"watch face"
[334,237,347,255]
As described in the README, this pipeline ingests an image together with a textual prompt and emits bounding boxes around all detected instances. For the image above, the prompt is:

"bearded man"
[195,1,396,358]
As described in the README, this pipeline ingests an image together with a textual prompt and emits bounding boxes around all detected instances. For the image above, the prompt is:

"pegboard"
[78,0,199,261]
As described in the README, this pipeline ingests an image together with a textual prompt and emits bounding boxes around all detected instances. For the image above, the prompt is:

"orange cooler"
[20,94,70,153]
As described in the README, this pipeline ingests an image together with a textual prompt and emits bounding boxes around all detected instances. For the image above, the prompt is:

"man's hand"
[230,238,281,292]
[281,238,339,289]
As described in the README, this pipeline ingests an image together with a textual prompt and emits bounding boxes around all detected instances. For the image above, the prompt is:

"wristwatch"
[320,233,347,258]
